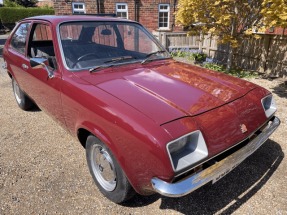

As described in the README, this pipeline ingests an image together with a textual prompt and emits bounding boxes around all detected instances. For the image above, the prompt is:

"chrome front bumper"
[151,116,280,197]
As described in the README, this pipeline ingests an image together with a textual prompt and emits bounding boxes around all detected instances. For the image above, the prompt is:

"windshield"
[59,21,170,70]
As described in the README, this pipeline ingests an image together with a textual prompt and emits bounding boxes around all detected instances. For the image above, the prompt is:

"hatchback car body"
[3,15,280,203]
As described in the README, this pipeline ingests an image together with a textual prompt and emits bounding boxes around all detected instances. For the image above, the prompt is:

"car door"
[23,21,66,127]
[6,22,32,93]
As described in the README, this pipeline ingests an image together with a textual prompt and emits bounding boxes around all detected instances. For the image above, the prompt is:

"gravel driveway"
[0,55,286,214]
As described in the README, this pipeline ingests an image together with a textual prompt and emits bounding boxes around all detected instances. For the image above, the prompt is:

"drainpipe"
[96,0,100,14]
[134,0,138,22]
[172,0,177,31]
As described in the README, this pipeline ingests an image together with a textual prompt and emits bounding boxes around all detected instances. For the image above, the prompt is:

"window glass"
[119,25,155,53]
[10,23,30,54]
[72,2,86,14]
[116,3,128,19]
[158,4,170,29]
[59,22,169,70]
[60,24,82,40]
[92,24,117,47]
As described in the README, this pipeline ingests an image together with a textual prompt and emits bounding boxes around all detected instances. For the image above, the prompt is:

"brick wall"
[37,0,54,7]
[54,0,183,32]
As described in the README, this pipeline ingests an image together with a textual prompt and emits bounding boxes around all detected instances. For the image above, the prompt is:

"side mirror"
[30,58,54,79]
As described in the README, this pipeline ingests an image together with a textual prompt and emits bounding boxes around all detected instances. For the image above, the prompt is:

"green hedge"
[0,7,55,29]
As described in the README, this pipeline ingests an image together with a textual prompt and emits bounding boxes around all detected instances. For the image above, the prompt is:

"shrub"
[0,7,55,29]
[169,48,257,78]
[190,52,207,62]
[3,0,23,7]
[169,48,207,62]
[204,63,225,72]
[204,63,257,78]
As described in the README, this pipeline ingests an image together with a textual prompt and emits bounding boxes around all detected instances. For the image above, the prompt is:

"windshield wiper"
[90,56,136,73]
[141,50,167,64]
[104,56,136,64]
[89,64,114,73]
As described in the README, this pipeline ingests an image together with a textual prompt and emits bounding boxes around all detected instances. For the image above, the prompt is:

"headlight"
[261,94,276,118]
[166,130,208,172]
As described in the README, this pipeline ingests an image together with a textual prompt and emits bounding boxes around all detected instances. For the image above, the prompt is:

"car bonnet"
[78,60,257,125]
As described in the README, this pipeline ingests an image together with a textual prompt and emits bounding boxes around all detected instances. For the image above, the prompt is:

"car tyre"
[12,77,34,111]
[86,135,135,203]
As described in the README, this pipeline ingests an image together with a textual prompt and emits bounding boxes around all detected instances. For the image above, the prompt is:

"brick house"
[53,0,287,44]
[54,0,182,34]
[37,0,54,7]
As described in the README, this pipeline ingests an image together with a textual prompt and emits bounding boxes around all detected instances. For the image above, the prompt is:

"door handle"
[22,64,28,69]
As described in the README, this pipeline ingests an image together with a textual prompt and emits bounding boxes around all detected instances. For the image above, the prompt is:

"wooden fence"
[158,32,287,77]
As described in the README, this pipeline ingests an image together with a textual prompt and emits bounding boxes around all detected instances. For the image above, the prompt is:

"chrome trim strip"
[151,116,280,197]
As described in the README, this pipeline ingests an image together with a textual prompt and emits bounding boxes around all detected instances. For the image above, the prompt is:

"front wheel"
[86,135,135,203]
[12,77,34,111]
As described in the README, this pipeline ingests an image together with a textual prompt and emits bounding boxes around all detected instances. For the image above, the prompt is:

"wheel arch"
[77,128,91,148]
[7,70,12,79]
[75,120,171,196]
[76,123,115,151]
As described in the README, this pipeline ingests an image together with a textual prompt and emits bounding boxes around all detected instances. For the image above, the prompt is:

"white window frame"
[158,4,170,30]
[116,3,128,19]
[72,2,86,14]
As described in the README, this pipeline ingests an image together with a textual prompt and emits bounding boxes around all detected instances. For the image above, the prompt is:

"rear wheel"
[12,77,34,111]
[86,135,135,203]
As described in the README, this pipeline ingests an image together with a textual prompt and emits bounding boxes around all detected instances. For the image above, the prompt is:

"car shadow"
[271,81,287,99]
[123,139,284,213]
[29,105,41,112]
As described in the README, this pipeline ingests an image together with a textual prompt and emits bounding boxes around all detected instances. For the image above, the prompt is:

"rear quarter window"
[10,23,31,55]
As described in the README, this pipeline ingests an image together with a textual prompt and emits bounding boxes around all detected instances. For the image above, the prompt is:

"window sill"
[156,28,172,32]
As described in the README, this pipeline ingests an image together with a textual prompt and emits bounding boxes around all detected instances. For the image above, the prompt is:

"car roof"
[23,15,136,25]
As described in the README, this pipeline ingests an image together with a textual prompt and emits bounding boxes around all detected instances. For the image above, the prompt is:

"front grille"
[172,117,272,183]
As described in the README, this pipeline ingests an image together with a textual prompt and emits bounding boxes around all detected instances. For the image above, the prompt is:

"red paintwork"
[3,16,271,195]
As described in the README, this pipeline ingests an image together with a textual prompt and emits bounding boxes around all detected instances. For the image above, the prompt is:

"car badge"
[240,124,248,133]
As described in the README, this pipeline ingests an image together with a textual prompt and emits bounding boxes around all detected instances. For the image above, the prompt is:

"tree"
[261,0,287,28]
[3,0,23,7]
[3,0,38,7]
[13,0,37,7]
[175,0,286,70]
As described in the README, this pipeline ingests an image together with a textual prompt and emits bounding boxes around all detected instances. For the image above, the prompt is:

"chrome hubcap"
[91,144,116,191]
[13,80,21,104]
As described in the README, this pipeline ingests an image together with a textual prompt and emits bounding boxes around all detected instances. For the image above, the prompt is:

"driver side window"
[28,23,57,69]
[10,22,31,55]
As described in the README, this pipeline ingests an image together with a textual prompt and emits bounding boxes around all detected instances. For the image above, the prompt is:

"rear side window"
[10,23,31,55]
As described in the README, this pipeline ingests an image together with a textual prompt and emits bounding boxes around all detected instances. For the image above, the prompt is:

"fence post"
[199,31,203,52]
[205,33,212,56]
[259,35,271,73]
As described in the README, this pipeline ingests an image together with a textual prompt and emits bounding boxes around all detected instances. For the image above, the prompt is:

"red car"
[3,15,280,203]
